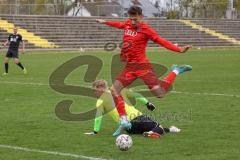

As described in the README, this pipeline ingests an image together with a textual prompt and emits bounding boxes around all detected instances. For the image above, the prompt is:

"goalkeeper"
[85,80,180,138]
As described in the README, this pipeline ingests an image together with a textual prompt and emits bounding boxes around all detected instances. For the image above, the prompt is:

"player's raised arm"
[146,27,191,53]
[96,19,125,29]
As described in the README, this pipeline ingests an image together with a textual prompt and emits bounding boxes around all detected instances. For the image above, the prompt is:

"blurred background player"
[85,79,180,138]
[2,27,27,75]
[96,6,192,134]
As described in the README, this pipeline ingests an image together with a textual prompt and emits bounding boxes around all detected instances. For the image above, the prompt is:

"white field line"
[0,80,240,98]
[174,79,239,83]
[135,89,240,98]
[170,90,240,98]
[0,144,110,160]
[0,81,49,86]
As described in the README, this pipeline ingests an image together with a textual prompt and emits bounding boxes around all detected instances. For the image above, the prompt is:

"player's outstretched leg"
[112,102,132,136]
[111,81,132,136]
[171,64,192,75]
[143,131,161,138]
[14,58,27,74]
[143,125,180,138]
[143,125,166,138]
[160,64,192,92]
[113,119,132,137]
[148,64,192,98]
[112,94,132,130]
[169,126,181,133]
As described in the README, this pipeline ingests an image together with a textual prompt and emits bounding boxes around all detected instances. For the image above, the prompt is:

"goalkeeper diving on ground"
[84,79,181,138]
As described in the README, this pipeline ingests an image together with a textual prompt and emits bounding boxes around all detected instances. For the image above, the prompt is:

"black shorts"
[6,49,19,58]
[126,115,159,134]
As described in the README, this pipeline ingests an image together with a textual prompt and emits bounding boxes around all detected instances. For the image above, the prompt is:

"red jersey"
[104,20,181,63]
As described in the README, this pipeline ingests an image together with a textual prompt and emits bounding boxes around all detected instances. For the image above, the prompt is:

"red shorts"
[115,62,159,89]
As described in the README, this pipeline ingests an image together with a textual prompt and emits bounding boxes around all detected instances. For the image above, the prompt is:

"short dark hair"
[127,6,142,16]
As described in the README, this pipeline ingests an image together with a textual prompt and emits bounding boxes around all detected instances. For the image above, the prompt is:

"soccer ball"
[115,134,133,151]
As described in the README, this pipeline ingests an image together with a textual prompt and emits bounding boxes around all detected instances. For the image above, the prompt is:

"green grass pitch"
[0,48,240,160]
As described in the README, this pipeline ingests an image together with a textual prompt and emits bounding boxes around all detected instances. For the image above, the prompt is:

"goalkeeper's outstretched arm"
[126,89,156,111]
[84,100,104,135]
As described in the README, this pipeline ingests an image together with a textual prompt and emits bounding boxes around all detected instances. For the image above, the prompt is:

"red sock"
[113,95,126,116]
[160,71,177,92]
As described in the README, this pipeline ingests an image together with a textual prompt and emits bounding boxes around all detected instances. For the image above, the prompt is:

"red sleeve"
[146,26,181,52]
[103,21,125,29]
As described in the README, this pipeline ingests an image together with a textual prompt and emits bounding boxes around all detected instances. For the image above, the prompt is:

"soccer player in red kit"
[96,6,192,136]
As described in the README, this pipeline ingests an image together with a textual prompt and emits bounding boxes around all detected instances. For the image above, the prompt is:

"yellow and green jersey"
[93,88,147,132]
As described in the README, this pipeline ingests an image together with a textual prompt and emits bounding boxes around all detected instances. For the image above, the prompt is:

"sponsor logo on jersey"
[125,29,137,37]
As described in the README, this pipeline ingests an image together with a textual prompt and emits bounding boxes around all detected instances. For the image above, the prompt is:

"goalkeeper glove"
[146,102,156,111]
[84,131,98,135]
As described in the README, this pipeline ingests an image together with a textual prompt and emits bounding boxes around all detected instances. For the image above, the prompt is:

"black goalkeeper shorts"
[126,115,159,134]
[6,49,19,58]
